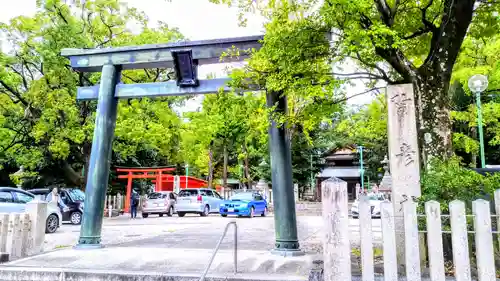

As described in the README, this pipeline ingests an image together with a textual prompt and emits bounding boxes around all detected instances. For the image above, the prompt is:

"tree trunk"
[61,161,83,187]
[223,145,228,191]
[243,143,251,188]
[208,146,214,189]
[412,69,453,165]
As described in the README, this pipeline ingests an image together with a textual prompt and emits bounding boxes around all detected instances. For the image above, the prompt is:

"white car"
[0,187,62,233]
[351,193,386,219]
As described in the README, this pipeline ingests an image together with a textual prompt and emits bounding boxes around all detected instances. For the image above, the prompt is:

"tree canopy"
[1,0,499,194]
[211,0,500,165]
[0,0,185,187]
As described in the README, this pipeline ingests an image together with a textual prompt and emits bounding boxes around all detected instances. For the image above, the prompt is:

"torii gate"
[62,35,302,255]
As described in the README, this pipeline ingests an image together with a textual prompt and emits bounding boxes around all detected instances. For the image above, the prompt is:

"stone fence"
[105,194,124,217]
[320,177,500,281]
[0,200,47,262]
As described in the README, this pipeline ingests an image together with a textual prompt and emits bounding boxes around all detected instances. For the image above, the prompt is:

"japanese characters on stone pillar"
[321,177,351,281]
[386,84,421,265]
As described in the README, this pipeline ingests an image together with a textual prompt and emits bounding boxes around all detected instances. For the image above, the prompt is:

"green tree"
[219,3,343,191]
[331,95,388,179]
[0,0,185,188]
[450,32,500,167]
[211,0,500,162]
[181,92,267,189]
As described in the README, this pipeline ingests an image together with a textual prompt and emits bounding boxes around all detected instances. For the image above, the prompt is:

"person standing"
[130,190,139,219]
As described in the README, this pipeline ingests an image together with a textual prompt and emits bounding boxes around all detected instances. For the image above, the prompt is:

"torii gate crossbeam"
[62,35,302,256]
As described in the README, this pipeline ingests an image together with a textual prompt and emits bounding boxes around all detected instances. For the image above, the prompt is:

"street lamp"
[468,74,489,168]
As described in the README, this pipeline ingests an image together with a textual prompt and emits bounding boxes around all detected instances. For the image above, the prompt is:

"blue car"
[219,191,267,218]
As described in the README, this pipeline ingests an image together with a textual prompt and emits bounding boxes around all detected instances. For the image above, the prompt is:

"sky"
[0,0,375,112]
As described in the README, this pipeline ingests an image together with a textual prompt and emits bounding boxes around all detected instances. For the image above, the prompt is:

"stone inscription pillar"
[386,84,421,266]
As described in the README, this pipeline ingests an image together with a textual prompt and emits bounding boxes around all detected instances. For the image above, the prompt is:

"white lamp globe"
[468,74,488,93]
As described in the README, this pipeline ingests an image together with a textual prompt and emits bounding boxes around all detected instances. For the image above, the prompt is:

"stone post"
[386,84,421,266]
[294,183,299,202]
[25,199,47,255]
[6,214,21,259]
[174,175,180,194]
[494,189,500,250]
[107,196,112,217]
[449,200,471,281]
[472,199,495,281]
[0,214,9,262]
[321,177,351,281]
[117,193,122,212]
[355,183,360,200]
[20,213,31,258]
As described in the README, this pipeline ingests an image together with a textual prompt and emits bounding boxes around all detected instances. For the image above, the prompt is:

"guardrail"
[199,221,238,281]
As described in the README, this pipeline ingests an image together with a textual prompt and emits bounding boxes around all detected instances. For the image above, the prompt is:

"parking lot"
[44,213,382,253]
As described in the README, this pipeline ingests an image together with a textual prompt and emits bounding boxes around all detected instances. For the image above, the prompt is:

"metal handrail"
[199,221,238,281]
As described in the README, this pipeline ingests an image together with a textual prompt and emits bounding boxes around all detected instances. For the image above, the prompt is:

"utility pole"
[358,146,364,191]
[185,163,189,189]
[310,154,314,192]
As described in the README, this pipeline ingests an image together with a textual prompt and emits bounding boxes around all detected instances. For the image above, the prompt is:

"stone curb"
[0,266,308,281]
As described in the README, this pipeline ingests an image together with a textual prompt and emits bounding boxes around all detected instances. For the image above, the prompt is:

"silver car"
[175,188,223,217]
[0,187,62,233]
[142,191,176,218]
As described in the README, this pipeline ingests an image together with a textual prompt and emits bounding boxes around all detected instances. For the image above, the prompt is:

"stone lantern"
[13,166,26,189]
[379,155,392,194]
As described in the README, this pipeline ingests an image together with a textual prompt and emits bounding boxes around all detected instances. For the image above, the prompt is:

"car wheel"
[178,212,186,217]
[221,214,228,217]
[70,212,82,225]
[200,205,209,217]
[159,213,164,217]
[167,206,174,217]
[45,214,59,234]
[249,206,255,218]
[142,213,149,218]
[261,206,267,217]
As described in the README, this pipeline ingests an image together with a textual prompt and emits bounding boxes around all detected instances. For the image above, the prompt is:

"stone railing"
[105,193,126,217]
[320,177,500,281]
[0,200,47,262]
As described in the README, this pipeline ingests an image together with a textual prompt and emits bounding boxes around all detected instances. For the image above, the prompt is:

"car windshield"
[178,190,198,197]
[148,192,165,199]
[366,194,384,200]
[230,193,254,201]
[68,189,85,201]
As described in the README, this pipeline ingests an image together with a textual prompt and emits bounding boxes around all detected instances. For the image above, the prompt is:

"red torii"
[116,167,220,212]
[116,167,175,212]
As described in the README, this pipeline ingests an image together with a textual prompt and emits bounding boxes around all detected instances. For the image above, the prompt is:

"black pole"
[266,90,303,256]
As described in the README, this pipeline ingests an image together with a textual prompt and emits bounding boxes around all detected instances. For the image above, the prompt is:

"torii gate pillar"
[62,36,302,255]
[76,64,120,247]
